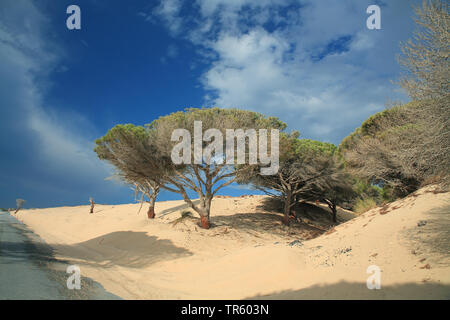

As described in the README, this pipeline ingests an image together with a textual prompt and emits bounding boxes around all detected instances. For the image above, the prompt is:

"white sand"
[15,186,450,299]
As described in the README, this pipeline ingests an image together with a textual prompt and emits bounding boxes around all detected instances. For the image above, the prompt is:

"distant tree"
[350,178,389,213]
[89,197,95,214]
[295,162,356,223]
[15,199,25,213]
[237,133,352,224]
[95,108,285,229]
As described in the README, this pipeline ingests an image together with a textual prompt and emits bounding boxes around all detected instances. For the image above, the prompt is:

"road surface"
[0,212,120,300]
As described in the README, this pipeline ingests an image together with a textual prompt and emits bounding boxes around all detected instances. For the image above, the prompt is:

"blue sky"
[0,0,420,208]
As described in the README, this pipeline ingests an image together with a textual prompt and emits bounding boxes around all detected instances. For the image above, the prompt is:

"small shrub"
[381,185,397,202]
[171,211,193,226]
[180,210,192,218]
[354,198,377,214]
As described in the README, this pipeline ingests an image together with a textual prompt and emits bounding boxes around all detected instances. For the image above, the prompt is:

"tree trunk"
[198,195,212,229]
[282,214,289,225]
[177,188,211,228]
[147,205,155,219]
[331,202,337,223]
[283,191,292,226]
[324,199,337,223]
[147,195,156,219]
[290,195,298,220]
[89,199,94,214]
[200,215,210,229]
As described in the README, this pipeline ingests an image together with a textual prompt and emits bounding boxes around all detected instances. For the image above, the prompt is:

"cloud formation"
[0,0,126,207]
[150,0,417,143]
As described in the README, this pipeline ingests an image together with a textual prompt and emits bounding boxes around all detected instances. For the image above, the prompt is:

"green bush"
[354,180,382,199]
[354,198,378,214]
[381,185,397,202]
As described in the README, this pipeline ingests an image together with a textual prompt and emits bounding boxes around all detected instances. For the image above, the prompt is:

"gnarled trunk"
[325,199,337,223]
[89,198,95,214]
[198,195,212,229]
[200,215,210,229]
[147,194,157,219]
[282,214,289,225]
[179,189,213,229]
[147,205,155,219]
[283,190,292,226]
[331,203,337,223]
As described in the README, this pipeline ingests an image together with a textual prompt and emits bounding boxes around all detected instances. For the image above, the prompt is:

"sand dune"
[15,187,450,299]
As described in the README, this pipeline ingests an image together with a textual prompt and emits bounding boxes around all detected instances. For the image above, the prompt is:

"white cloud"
[212,29,289,66]
[152,0,184,35]
[152,0,417,143]
[167,43,179,58]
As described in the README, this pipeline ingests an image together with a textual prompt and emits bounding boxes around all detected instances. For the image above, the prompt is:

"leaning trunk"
[331,203,337,223]
[323,199,337,223]
[147,195,157,219]
[148,185,160,219]
[147,205,155,219]
[198,195,212,229]
[89,200,95,214]
[200,215,210,229]
[326,199,337,223]
[177,187,211,229]
[283,191,292,226]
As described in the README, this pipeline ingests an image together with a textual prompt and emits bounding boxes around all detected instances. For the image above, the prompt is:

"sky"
[0,0,420,208]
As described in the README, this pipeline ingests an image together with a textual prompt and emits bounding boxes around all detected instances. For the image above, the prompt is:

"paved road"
[0,212,120,300]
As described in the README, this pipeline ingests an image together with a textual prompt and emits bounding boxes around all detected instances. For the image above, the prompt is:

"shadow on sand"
[257,197,354,224]
[247,280,450,299]
[212,212,324,239]
[158,200,200,217]
[48,231,192,269]
[402,204,450,263]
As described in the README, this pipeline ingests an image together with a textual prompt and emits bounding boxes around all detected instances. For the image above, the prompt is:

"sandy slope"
[15,186,450,299]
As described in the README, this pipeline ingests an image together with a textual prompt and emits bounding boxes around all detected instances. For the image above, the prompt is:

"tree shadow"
[0,240,59,264]
[212,212,324,239]
[402,204,450,266]
[49,231,192,269]
[246,280,450,299]
[258,197,354,225]
[158,200,200,217]
[0,217,123,299]
[0,217,60,265]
